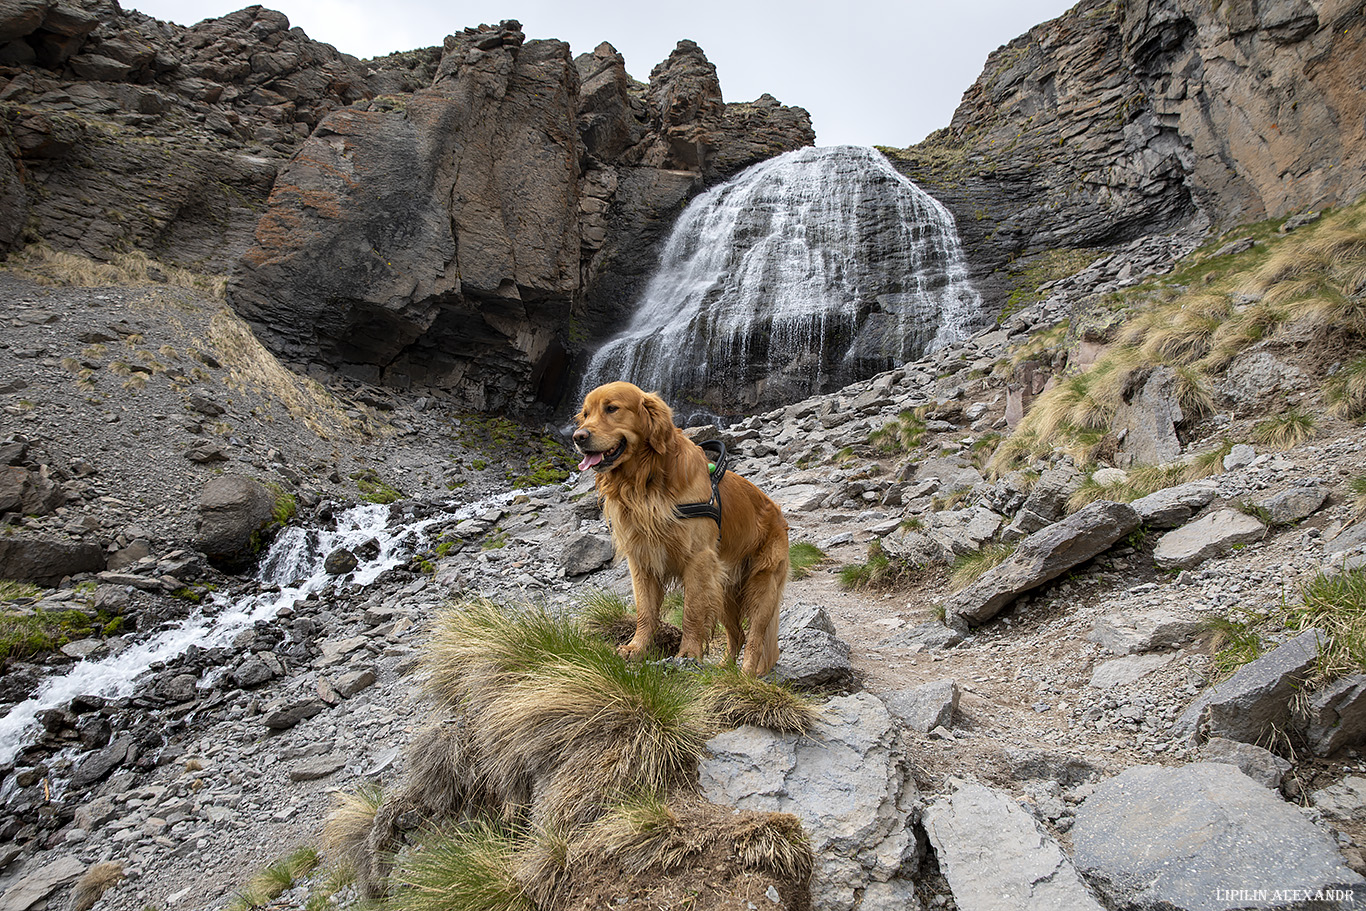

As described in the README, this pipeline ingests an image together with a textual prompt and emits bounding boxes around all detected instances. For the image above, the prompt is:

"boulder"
[1004,465,1084,539]
[0,855,85,911]
[1128,481,1217,528]
[1072,763,1363,911]
[195,475,276,570]
[1255,485,1328,525]
[699,693,921,911]
[949,500,1141,626]
[923,778,1106,911]
[1088,609,1204,655]
[775,625,853,689]
[1299,675,1366,756]
[1311,777,1366,822]
[881,679,958,733]
[1199,738,1292,789]
[323,547,359,575]
[879,620,965,650]
[0,464,64,515]
[1152,508,1266,569]
[559,530,615,576]
[1175,628,1323,746]
[262,696,326,730]
[1114,366,1184,466]
[0,536,104,585]
[1088,653,1173,689]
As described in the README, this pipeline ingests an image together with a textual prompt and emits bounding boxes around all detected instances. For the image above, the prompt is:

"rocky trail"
[5,237,1366,910]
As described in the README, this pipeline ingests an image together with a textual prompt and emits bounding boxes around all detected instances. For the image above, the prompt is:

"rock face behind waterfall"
[226,25,813,411]
[579,146,986,417]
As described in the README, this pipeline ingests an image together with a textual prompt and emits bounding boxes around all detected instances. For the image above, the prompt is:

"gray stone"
[1073,763,1363,911]
[699,693,921,911]
[0,465,64,515]
[288,754,347,782]
[774,627,853,688]
[925,507,1005,559]
[779,601,838,639]
[1255,485,1328,525]
[1175,628,1324,745]
[1129,481,1217,528]
[231,654,276,689]
[879,621,965,650]
[1300,675,1366,756]
[1311,776,1366,822]
[771,483,828,512]
[1199,738,1292,789]
[71,736,132,788]
[1004,465,1083,538]
[949,500,1141,626]
[195,475,276,570]
[1088,653,1173,689]
[1152,508,1266,570]
[1088,609,1204,655]
[559,530,615,576]
[882,679,959,733]
[905,456,983,493]
[0,536,104,586]
[0,855,84,911]
[924,778,1106,911]
[323,547,358,575]
[1223,442,1257,470]
[332,667,378,698]
[1327,522,1366,556]
[1115,366,1184,466]
[262,696,326,730]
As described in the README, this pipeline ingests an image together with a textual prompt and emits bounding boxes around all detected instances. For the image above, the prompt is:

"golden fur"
[573,382,789,675]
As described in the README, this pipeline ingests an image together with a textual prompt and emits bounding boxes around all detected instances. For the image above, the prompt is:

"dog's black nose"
[572,428,589,444]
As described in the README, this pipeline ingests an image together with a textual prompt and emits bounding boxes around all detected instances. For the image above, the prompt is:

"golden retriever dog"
[573,381,789,675]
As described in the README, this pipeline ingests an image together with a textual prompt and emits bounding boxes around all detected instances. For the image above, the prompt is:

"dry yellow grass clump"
[323,598,814,908]
[990,199,1366,476]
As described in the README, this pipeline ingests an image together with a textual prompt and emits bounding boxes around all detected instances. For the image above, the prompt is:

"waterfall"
[578,145,984,416]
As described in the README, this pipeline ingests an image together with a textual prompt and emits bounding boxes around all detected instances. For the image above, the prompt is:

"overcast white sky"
[123,0,1076,147]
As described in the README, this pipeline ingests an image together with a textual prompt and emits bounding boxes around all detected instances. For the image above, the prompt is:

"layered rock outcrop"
[227,23,813,410]
[890,0,1366,305]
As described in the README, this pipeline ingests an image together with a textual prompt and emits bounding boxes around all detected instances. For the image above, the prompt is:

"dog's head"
[573,381,675,473]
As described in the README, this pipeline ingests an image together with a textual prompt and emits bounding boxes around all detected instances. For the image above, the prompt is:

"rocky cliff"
[888,0,1366,306]
[228,25,813,412]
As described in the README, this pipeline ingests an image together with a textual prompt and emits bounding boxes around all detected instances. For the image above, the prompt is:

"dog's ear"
[640,391,675,453]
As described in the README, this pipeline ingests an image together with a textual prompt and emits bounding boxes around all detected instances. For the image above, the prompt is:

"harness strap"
[673,439,727,538]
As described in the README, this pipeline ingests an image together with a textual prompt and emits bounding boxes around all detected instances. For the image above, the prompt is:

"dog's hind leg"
[739,547,788,676]
[620,560,663,661]
[721,584,744,666]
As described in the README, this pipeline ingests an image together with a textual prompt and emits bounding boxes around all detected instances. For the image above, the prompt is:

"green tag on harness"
[708,462,716,473]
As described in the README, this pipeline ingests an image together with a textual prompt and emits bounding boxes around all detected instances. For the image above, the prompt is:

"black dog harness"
[674,440,728,538]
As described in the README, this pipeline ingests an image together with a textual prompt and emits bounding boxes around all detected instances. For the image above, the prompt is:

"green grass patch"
[1252,408,1317,449]
[1292,568,1366,680]
[385,822,534,911]
[869,408,927,453]
[838,540,922,591]
[949,541,1016,591]
[789,542,827,580]
[225,846,320,911]
[351,468,403,504]
[0,605,124,661]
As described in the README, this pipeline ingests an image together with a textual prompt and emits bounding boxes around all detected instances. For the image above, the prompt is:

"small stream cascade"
[0,492,523,767]
[578,145,985,417]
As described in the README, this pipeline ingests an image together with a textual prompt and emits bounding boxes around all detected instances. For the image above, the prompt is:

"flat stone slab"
[1088,609,1204,655]
[1129,481,1217,528]
[1199,737,1291,789]
[700,693,920,911]
[1256,485,1327,525]
[882,679,958,733]
[924,778,1105,911]
[1088,653,1173,689]
[1072,763,1364,911]
[1153,508,1266,570]
[949,500,1140,626]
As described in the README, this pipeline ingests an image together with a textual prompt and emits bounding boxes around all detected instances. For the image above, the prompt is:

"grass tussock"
[1291,569,1366,680]
[949,541,1016,591]
[321,782,384,877]
[207,308,366,440]
[1252,408,1318,449]
[838,540,921,591]
[1203,612,1268,679]
[386,822,535,911]
[869,408,927,453]
[72,862,125,911]
[225,846,319,911]
[1326,356,1366,419]
[701,665,817,734]
[789,541,827,580]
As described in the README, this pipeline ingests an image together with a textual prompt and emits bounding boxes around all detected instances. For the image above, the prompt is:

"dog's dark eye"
[604,404,618,414]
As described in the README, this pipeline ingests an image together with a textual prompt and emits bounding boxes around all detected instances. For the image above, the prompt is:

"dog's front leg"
[620,559,663,662]
[678,553,723,661]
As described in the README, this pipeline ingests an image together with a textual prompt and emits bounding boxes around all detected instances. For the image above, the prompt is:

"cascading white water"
[0,492,523,767]
[579,145,984,414]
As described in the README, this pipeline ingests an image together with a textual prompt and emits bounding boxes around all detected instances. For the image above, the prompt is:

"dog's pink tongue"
[578,451,603,471]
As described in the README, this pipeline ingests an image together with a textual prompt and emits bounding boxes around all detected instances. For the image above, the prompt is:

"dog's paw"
[617,641,648,662]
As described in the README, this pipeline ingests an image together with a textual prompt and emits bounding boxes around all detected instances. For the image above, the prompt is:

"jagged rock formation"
[0,1,438,268]
[889,0,1366,305]
[227,23,813,410]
